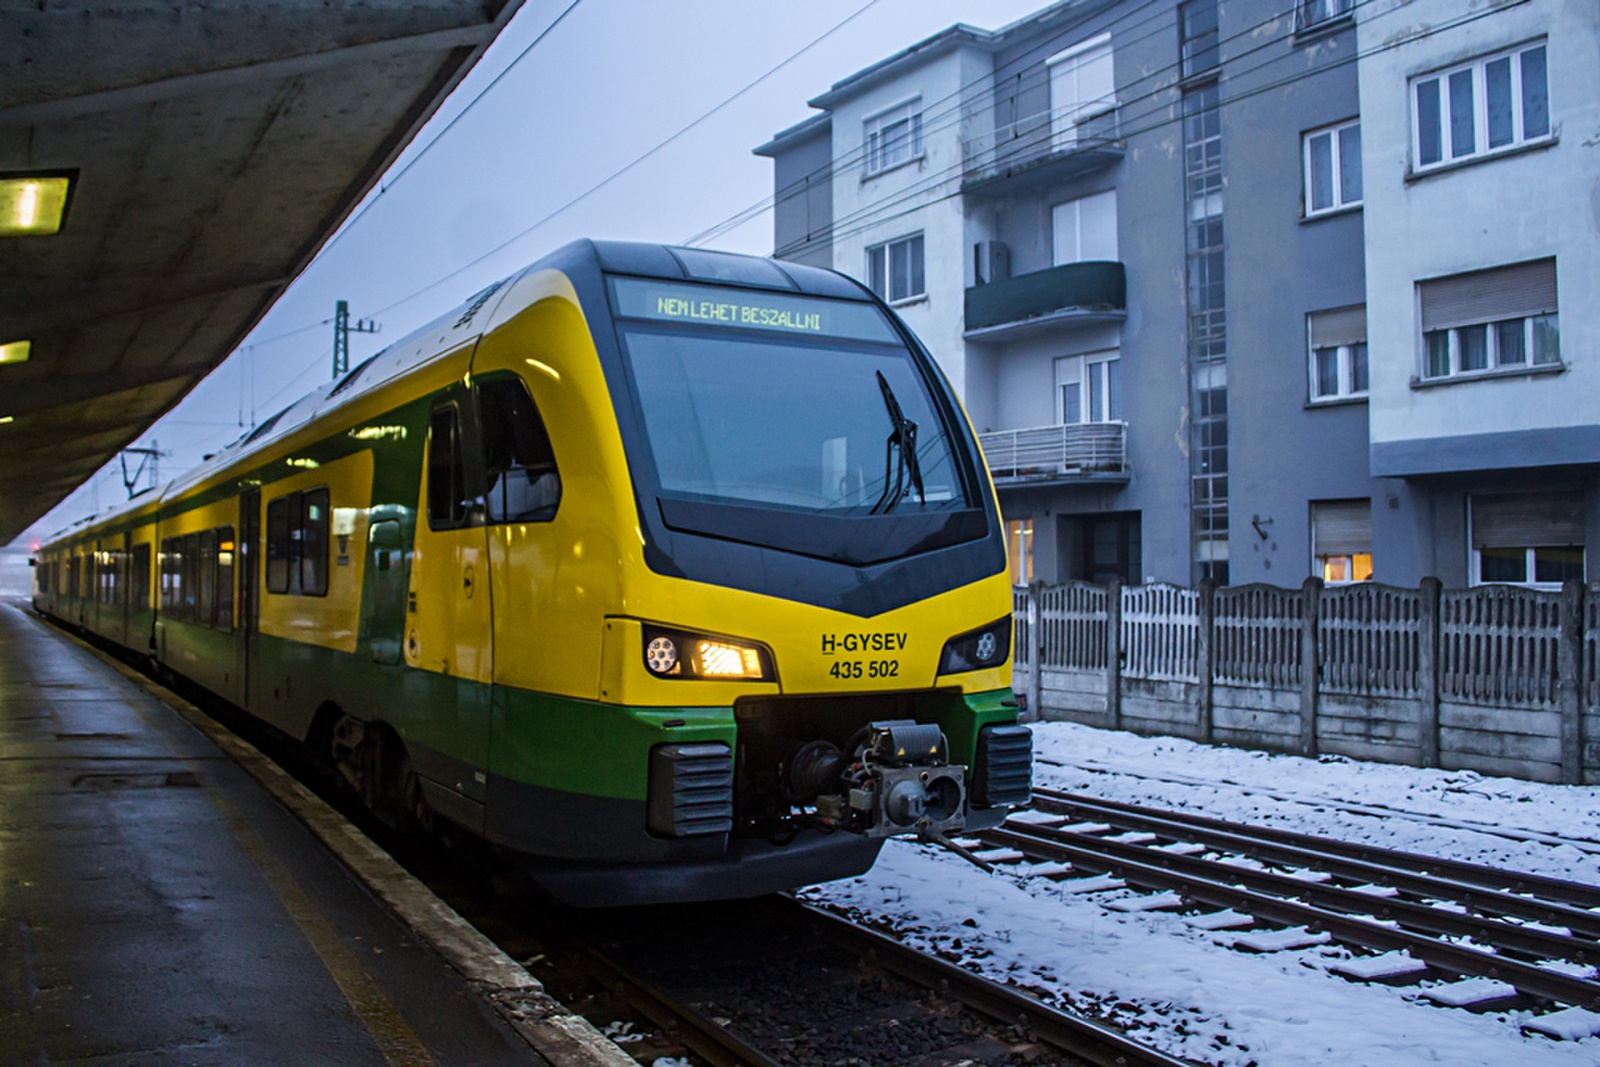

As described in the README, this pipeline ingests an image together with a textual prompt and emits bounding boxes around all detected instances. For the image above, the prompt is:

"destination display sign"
[609,277,897,343]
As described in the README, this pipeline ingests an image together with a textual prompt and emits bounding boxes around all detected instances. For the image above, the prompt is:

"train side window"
[215,527,235,630]
[478,377,562,523]
[428,404,469,529]
[266,497,291,593]
[198,529,217,626]
[159,540,174,609]
[131,543,151,611]
[300,490,329,596]
[180,534,199,623]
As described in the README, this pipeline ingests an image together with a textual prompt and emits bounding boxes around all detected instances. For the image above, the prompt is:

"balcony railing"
[965,261,1125,335]
[962,107,1123,193]
[979,422,1128,484]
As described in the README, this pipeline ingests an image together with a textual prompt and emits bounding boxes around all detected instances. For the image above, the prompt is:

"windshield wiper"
[870,371,925,514]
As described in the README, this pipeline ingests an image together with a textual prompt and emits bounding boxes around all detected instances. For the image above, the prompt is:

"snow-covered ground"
[801,722,1600,1066]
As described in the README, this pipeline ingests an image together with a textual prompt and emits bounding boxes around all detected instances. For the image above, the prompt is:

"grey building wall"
[1217,12,1375,585]
[756,118,833,270]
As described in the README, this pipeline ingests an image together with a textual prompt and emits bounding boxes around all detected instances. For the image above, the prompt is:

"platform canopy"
[0,0,525,546]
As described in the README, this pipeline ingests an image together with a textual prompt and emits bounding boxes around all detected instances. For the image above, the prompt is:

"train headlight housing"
[938,617,1012,675]
[641,625,774,682]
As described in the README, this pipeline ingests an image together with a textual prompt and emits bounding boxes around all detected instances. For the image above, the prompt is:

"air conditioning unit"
[973,240,1010,287]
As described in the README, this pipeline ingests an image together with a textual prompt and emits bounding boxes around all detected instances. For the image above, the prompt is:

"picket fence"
[1012,577,1599,785]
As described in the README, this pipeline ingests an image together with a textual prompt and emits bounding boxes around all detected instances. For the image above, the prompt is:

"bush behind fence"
[1012,576,1599,785]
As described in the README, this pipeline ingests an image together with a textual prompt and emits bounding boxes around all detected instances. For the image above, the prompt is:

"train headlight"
[641,625,774,682]
[938,617,1012,675]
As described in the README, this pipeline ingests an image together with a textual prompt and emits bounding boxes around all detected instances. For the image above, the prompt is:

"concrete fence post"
[1027,581,1043,723]
[1106,577,1123,731]
[1197,578,1216,744]
[1559,579,1584,785]
[1301,576,1322,758]
[1418,577,1441,769]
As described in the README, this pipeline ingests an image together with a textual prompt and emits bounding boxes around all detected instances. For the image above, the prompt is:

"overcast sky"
[14,0,1047,550]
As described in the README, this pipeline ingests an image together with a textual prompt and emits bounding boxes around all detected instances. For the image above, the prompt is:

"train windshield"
[608,277,975,522]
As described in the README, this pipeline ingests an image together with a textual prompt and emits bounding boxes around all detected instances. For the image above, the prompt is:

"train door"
[239,489,260,711]
[403,385,493,822]
[365,519,407,665]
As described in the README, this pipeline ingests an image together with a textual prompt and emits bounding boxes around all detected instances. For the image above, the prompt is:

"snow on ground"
[801,721,1600,1066]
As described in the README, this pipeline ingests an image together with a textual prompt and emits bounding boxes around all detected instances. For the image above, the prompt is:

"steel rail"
[1035,787,1600,909]
[983,825,1600,1009]
[1027,791,1600,941]
[793,898,1195,1067]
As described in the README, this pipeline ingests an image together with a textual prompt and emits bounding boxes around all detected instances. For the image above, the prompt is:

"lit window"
[866,233,925,304]
[1007,519,1034,586]
[1311,499,1372,583]
[1418,259,1559,381]
[1307,305,1367,401]
[1413,42,1549,171]
[864,98,923,176]
[1303,120,1361,216]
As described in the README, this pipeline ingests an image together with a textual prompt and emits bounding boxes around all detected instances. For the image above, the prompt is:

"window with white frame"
[864,98,923,176]
[1052,189,1118,265]
[1047,33,1114,150]
[1471,491,1585,588]
[1307,304,1367,401]
[1412,42,1549,171]
[1056,350,1121,424]
[1419,258,1559,381]
[1303,120,1361,216]
[1311,499,1372,583]
[1296,0,1352,32]
[866,233,925,304]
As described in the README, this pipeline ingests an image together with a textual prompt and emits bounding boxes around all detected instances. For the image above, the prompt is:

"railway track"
[969,787,1600,1037]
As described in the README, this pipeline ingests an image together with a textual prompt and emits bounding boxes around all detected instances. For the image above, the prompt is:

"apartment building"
[755,0,1596,589]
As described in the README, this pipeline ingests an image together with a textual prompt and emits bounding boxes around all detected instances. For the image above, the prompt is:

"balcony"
[979,422,1129,486]
[962,107,1123,197]
[964,261,1125,341]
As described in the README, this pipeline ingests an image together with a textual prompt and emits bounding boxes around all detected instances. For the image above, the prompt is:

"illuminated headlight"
[641,625,774,681]
[938,617,1012,675]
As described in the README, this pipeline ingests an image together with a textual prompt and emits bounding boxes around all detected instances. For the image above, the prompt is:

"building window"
[1413,42,1549,171]
[866,233,925,304]
[1007,519,1033,586]
[1075,512,1142,585]
[1052,189,1118,264]
[1419,258,1559,381]
[864,97,922,176]
[1296,0,1352,32]
[1047,34,1114,150]
[1311,500,1372,583]
[1307,305,1368,401]
[1056,350,1121,424]
[1471,491,1585,588]
[1179,0,1219,81]
[1303,120,1361,216]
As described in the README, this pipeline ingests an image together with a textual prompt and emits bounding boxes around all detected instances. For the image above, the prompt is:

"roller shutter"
[1420,258,1557,331]
[1471,492,1584,548]
[1311,499,1372,556]
[1308,305,1366,349]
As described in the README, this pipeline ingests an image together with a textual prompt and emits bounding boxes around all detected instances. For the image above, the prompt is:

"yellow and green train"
[33,241,1031,904]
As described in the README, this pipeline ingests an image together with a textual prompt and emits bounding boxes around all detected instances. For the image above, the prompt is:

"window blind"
[1472,492,1584,548]
[1308,305,1366,349]
[1311,499,1372,556]
[1420,258,1557,331]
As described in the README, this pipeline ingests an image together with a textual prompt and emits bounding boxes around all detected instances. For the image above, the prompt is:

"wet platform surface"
[0,599,546,1066]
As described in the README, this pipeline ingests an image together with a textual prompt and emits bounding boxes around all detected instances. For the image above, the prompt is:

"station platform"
[0,599,587,1067]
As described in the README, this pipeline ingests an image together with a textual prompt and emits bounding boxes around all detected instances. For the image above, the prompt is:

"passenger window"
[131,543,151,611]
[300,490,329,596]
[215,527,235,630]
[180,534,199,623]
[478,377,562,524]
[198,530,217,626]
[428,405,469,529]
[266,498,291,593]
